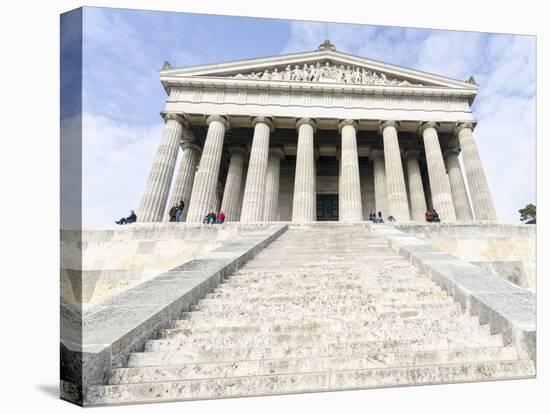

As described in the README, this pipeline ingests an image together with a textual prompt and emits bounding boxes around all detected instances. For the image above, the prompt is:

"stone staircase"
[85,224,534,405]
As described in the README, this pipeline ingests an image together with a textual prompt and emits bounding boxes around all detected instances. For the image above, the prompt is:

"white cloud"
[82,112,164,228]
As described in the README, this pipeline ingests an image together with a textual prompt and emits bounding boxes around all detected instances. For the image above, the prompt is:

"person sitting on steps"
[369,209,376,222]
[431,209,440,223]
[216,212,225,224]
[168,204,178,222]
[388,215,396,222]
[377,211,384,223]
[175,200,185,222]
[115,210,137,225]
[203,211,216,224]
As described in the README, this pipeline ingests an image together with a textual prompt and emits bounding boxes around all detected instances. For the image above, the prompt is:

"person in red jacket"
[216,212,225,224]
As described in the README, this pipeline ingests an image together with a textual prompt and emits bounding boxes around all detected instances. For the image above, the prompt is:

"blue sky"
[74,6,536,227]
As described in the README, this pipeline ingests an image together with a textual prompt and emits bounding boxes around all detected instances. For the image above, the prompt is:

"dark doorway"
[316,194,339,221]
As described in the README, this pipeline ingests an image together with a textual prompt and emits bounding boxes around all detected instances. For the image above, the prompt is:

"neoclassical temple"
[137,41,497,223]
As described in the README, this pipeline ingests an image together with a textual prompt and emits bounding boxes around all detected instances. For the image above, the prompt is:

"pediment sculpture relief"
[232,62,422,86]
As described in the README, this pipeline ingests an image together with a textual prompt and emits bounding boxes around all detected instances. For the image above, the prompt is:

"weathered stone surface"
[80,223,535,406]
[61,224,287,401]
[372,224,536,361]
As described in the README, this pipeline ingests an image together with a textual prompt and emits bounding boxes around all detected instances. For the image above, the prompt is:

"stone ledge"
[60,224,288,406]
[370,224,536,363]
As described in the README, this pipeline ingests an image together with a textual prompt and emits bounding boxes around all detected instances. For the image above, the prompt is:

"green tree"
[519,203,536,224]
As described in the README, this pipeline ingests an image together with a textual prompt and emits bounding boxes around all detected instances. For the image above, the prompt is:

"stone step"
[128,336,504,367]
[109,346,519,384]
[203,290,450,304]
[86,360,534,405]
[174,307,466,326]
[163,315,482,339]
[221,276,433,289]
[145,325,493,352]
[184,301,461,319]
[190,298,457,314]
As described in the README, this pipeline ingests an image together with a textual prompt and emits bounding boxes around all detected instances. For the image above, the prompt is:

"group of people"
[425,209,441,223]
[368,210,396,223]
[168,200,186,222]
[202,211,225,224]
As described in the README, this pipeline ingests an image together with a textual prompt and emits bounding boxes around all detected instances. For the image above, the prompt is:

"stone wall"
[395,223,536,290]
[61,223,277,307]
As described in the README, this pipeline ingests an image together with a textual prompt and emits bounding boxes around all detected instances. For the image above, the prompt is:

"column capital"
[443,146,461,159]
[162,112,189,127]
[181,142,202,154]
[454,121,475,135]
[252,116,275,131]
[269,147,285,160]
[206,114,230,129]
[228,145,248,157]
[403,148,421,160]
[370,149,384,160]
[379,120,400,134]
[296,118,317,132]
[418,121,440,135]
[338,119,358,133]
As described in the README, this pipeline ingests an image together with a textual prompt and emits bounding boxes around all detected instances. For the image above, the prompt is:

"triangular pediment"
[160,45,478,91]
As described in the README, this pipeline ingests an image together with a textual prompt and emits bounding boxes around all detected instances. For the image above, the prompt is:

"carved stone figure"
[352,67,362,83]
[271,68,281,80]
[344,66,353,83]
[320,62,331,79]
[283,65,292,81]
[291,65,302,81]
[261,69,271,80]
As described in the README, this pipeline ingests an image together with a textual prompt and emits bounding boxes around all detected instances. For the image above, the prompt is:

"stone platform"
[61,222,535,406]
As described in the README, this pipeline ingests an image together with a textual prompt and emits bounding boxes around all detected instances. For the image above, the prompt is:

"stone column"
[186,115,229,222]
[380,121,410,221]
[403,149,428,221]
[338,120,363,222]
[220,146,247,221]
[444,147,474,221]
[263,147,285,221]
[166,140,201,221]
[419,122,456,221]
[292,118,317,222]
[455,123,497,220]
[371,149,389,216]
[240,117,273,222]
[137,113,187,222]
[215,183,223,213]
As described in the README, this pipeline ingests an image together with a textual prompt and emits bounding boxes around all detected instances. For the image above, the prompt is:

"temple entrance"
[316,194,339,221]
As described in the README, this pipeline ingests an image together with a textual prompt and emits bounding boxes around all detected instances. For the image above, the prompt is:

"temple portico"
[137,41,497,223]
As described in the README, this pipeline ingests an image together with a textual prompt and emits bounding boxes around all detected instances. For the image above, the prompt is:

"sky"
[68,6,536,227]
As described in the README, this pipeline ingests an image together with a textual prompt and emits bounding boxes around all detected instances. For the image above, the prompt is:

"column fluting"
[444,147,474,221]
[137,113,187,222]
[263,148,285,221]
[381,121,410,221]
[186,115,229,222]
[240,117,273,222]
[455,123,497,220]
[292,118,317,222]
[403,149,428,221]
[338,119,363,222]
[420,122,456,221]
[371,149,389,217]
[220,146,247,221]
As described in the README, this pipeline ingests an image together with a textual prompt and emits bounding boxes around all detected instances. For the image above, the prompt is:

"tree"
[519,203,536,224]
